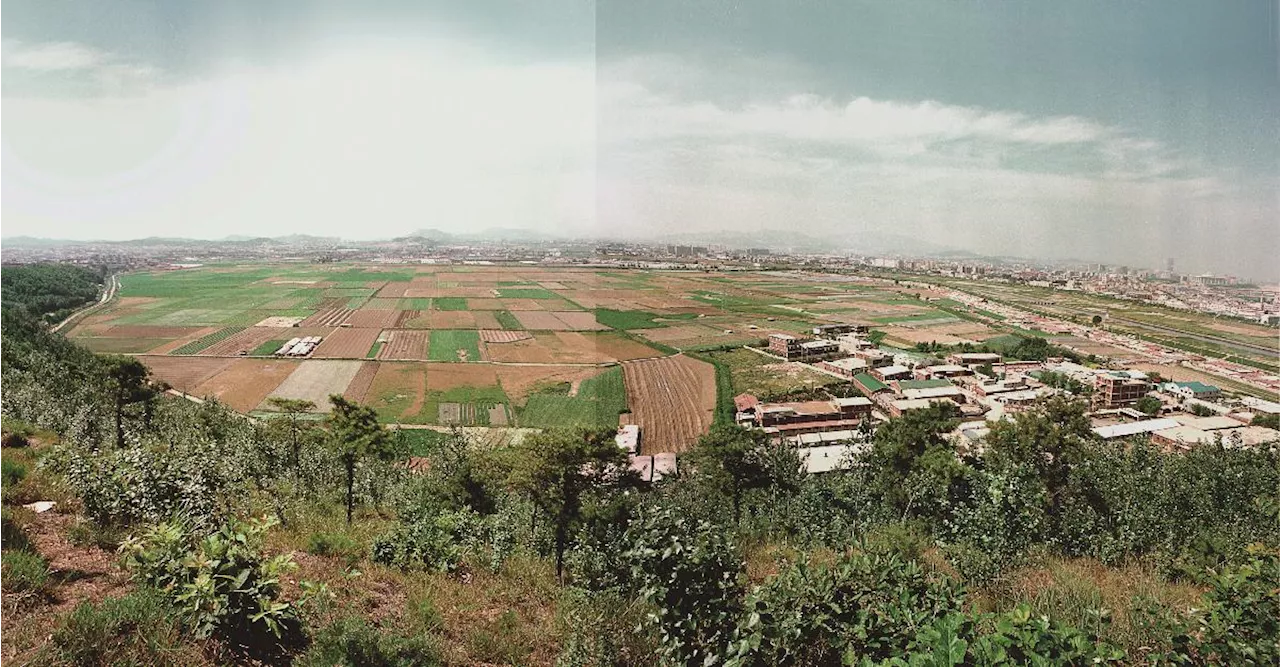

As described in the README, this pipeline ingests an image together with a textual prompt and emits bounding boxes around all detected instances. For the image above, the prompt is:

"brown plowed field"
[346,309,399,328]
[379,330,429,360]
[494,365,605,405]
[192,359,299,411]
[513,311,565,330]
[202,327,282,356]
[312,328,380,358]
[480,330,533,343]
[343,361,380,403]
[394,310,421,328]
[466,298,504,310]
[502,299,544,311]
[377,283,409,298]
[363,298,400,310]
[427,364,499,392]
[303,308,354,327]
[263,360,365,411]
[430,311,478,329]
[142,357,237,394]
[473,311,501,329]
[622,355,716,454]
[554,312,608,330]
[144,327,223,355]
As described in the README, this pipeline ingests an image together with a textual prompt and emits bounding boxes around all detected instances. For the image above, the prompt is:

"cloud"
[593,54,1275,277]
[2,41,597,239]
[3,41,107,71]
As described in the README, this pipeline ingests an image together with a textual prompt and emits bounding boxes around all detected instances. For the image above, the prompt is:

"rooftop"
[1092,417,1181,439]
[853,373,890,393]
[898,378,954,390]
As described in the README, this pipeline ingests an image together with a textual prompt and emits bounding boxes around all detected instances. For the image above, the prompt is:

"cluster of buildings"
[615,424,678,483]
[274,336,323,357]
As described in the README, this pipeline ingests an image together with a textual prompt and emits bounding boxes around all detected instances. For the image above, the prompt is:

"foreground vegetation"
[2,272,1278,665]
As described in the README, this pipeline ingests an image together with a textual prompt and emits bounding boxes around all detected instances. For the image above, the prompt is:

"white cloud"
[3,41,107,71]
[3,41,597,238]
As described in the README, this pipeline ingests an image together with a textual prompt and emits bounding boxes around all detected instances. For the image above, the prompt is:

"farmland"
[67,261,1272,445]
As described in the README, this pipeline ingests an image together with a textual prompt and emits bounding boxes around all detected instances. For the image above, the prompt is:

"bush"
[46,588,195,667]
[625,506,745,665]
[371,508,479,572]
[1161,547,1280,665]
[2,455,28,488]
[725,552,968,666]
[119,517,304,642]
[297,617,442,667]
[2,548,50,595]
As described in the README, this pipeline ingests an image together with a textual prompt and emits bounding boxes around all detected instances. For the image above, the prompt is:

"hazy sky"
[3,1,1278,279]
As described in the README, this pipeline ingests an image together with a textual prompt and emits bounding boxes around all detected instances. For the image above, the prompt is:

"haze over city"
[3,1,1277,280]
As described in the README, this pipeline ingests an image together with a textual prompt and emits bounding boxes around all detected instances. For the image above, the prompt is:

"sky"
[3,1,1278,279]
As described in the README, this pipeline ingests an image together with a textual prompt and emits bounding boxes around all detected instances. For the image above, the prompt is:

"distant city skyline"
[3,1,1277,280]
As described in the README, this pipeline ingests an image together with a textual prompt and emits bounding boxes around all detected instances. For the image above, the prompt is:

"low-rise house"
[947,352,1002,366]
[1091,417,1180,440]
[766,332,841,361]
[852,372,893,398]
[1160,381,1222,400]
[818,357,870,378]
[889,397,959,417]
[798,444,866,474]
[901,386,967,404]
[916,364,972,380]
[853,348,893,368]
[873,365,912,382]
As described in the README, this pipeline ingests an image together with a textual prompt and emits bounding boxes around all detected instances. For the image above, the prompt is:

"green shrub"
[46,588,194,667]
[371,509,477,572]
[467,610,530,665]
[2,505,33,552]
[724,552,968,666]
[625,506,745,664]
[2,548,50,595]
[1159,547,1280,665]
[119,517,304,642]
[298,617,441,667]
[2,455,28,488]
[306,531,362,564]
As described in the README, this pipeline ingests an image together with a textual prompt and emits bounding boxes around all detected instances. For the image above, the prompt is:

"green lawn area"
[80,337,171,354]
[518,367,628,428]
[495,311,523,330]
[434,297,468,311]
[496,288,558,299]
[594,309,700,330]
[251,339,288,356]
[366,341,383,359]
[428,330,482,361]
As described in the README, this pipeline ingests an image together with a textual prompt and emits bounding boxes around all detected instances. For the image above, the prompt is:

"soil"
[311,328,381,358]
[378,330,429,360]
[342,361,381,403]
[622,354,716,454]
[263,360,365,411]
[192,359,300,411]
[141,356,238,393]
[345,310,399,329]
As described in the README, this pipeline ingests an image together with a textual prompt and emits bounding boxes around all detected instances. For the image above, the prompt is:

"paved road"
[52,274,118,334]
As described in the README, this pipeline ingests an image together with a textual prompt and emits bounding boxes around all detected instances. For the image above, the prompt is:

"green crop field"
[398,298,432,310]
[496,287,557,299]
[518,367,628,428]
[251,339,288,356]
[171,327,245,355]
[494,310,523,330]
[428,330,482,362]
[593,309,697,330]
[434,297,468,311]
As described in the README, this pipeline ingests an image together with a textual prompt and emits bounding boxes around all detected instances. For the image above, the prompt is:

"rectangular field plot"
[518,367,628,429]
[142,357,238,394]
[312,328,381,358]
[262,360,365,411]
[622,355,717,454]
[192,359,299,412]
[79,337,175,354]
[201,327,285,356]
[482,331,663,364]
[511,311,608,331]
[428,330,482,362]
[378,330,429,360]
